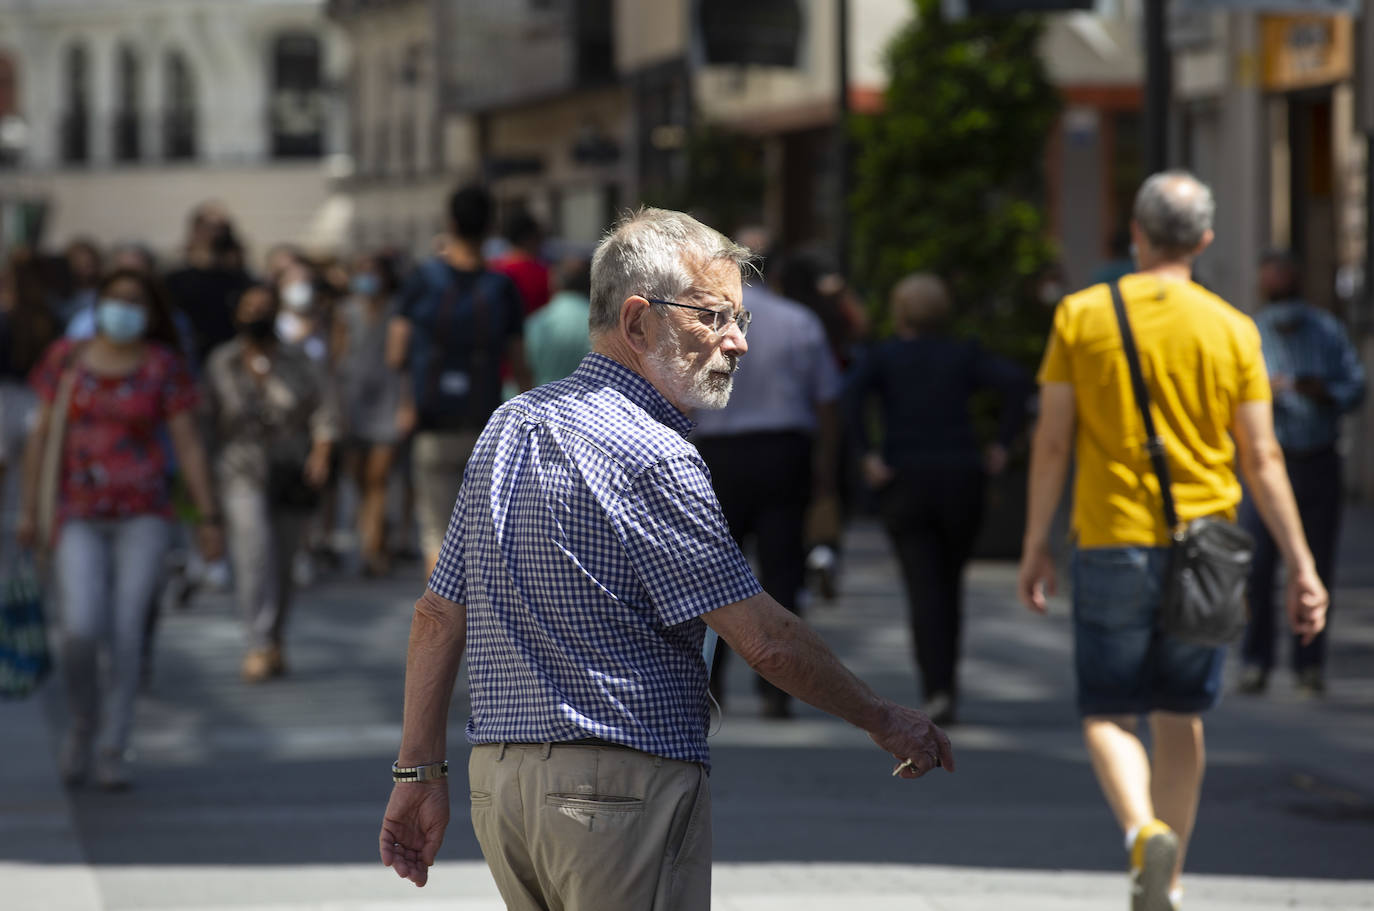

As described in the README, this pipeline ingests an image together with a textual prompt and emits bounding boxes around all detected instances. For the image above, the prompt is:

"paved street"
[3,510,1373,910]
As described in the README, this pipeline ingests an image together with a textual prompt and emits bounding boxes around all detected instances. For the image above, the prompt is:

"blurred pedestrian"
[1017,172,1328,911]
[490,210,551,315]
[275,258,331,362]
[17,269,223,790]
[54,238,103,331]
[522,254,591,386]
[377,208,954,905]
[0,252,60,459]
[164,202,253,364]
[1238,251,1365,697]
[849,273,1029,726]
[387,184,531,578]
[693,230,841,719]
[335,252,405,576]
[204,284,339,683]
[778,251,869,369]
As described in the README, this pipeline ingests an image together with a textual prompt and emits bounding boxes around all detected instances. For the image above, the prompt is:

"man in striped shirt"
[1238,251,1366,697]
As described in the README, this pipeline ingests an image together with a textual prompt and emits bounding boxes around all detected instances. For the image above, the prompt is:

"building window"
[114,45,141,162]
[271,33,324,159]
[164,51,196,160]
[61,44,90,165]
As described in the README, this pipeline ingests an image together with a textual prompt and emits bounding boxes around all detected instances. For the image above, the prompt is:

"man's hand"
[862,452,895,489]
[1017,544,1056,614]
[380,781,450,887]
[1292,376,1331,404]
[983,443,1010,477]
[1286,567,1329,646]
[868,701,956,779]
[304,446,332,489]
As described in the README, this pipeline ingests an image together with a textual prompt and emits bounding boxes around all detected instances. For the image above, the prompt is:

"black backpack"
[410,259,509,432]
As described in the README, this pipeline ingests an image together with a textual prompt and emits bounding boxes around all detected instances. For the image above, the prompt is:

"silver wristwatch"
[392,760,449,783]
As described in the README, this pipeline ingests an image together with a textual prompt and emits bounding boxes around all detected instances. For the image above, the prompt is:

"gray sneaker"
[1130,820,1179,911]
[94,748,132,791]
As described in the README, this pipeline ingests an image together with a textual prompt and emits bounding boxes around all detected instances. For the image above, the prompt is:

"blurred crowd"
[4,186,1030,788]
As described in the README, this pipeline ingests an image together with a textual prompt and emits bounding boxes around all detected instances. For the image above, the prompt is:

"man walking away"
[1017,172,1327,911]
[692,228,842,719]
[387,185,532,578]
[1238,251,1364,697]
[379,208,953,910]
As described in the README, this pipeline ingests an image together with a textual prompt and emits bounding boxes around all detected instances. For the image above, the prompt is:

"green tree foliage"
[850,0,1061,366]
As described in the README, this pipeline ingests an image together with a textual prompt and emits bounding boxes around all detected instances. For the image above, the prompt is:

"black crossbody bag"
[1109,281,1254,646]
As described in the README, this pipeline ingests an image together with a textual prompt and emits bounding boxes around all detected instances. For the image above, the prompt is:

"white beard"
[645,324,738,411]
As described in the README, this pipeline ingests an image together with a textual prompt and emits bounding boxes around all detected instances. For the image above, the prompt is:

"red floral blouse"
[30,338,198,525]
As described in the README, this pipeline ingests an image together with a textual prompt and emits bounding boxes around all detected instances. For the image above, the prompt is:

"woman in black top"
[848,273,1030,725]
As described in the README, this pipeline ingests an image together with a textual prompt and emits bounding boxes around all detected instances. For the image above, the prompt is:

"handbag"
[1109,281,1254,647]
[0,559,50,699]
[267,457,321,513]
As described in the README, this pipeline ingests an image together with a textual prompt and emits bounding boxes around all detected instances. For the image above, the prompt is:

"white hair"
[1133,171,1215,258]
[588,208,754,334]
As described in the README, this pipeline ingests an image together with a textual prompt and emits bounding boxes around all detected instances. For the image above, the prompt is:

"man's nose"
[719,323,747,357]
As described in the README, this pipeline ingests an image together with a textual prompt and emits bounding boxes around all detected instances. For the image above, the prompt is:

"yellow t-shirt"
[1038,274,1271,548]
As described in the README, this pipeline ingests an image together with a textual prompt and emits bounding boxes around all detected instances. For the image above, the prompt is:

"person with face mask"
[17,269,224,791]
[334,254,404,576]
[203,284,340,683]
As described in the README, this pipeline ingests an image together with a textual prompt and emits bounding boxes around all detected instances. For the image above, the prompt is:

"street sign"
[1174,0,1359,14]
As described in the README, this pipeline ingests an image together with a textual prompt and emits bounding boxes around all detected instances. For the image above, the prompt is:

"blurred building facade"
[0,0,349,264]
[327,0,913,253]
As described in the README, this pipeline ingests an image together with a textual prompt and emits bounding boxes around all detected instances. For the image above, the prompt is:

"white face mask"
[282,280,314,313]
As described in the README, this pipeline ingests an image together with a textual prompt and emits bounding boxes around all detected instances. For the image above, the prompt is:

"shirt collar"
[573,352,695,437]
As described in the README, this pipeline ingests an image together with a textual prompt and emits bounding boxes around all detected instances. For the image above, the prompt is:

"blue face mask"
[351,273,380,297]
[96,299,149,342]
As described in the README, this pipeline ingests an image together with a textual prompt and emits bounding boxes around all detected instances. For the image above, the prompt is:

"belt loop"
[654,756,663,768]
[541,742,553,761]
[497,742,508,761]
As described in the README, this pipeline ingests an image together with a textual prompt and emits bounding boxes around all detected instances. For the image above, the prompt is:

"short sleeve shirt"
[1038,275,1270,548]
[30,338,198,525]
[429,353,762,768]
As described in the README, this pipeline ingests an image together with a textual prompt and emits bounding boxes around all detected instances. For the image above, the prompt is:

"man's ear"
[621,295,653,354]
[1193,228,1215,258]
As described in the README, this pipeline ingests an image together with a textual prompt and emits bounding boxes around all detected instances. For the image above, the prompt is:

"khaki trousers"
[469,742,712,911]
[411,429,481,560]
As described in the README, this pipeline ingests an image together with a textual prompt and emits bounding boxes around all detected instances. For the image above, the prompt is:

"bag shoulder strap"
[1107,280,1181,534]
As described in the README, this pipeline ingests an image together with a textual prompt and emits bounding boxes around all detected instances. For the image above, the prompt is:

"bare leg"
[1083,715,1155,833]
[1149,712,1206,890]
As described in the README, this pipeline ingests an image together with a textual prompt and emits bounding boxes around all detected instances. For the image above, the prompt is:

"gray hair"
[1133,171,1215,259]
[589,208,754,334]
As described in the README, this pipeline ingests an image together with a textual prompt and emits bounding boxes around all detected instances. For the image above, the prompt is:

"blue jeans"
[1072,547,1227,716]
[54,516,170,752]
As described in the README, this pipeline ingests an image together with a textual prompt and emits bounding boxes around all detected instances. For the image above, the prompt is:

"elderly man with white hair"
[378,207,954,910]
[1018,171,1327,911]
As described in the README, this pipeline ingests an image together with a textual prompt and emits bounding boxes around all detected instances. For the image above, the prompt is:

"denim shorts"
[1071,547,1227,717]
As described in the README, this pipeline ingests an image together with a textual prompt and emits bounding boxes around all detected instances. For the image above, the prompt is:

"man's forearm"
[1242,452,1316,573]
[397,591,467,765]
[1023,431,1071,552]
[734,602,889,733]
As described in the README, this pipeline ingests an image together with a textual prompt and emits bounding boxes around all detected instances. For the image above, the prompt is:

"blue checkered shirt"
[429,353,762,767]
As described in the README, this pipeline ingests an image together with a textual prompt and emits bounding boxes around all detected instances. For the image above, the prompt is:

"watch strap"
[392,759,449,783]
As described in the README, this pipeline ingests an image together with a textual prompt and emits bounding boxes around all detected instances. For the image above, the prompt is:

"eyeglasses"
[644,297,751,337]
